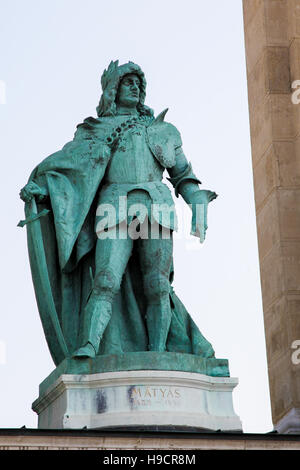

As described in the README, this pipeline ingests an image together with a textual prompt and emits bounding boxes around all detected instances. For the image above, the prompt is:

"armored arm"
[167,146,217,242]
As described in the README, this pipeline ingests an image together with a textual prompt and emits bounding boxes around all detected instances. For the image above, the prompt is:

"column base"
[275,408,300,434]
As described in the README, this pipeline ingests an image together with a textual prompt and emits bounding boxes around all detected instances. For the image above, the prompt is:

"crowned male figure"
[20,61,216,360]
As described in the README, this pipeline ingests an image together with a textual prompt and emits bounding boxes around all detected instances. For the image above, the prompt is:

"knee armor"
[93,268,120,301]
[143,272,170,302]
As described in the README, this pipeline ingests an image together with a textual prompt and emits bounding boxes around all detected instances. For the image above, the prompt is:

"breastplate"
[104,123,164,184]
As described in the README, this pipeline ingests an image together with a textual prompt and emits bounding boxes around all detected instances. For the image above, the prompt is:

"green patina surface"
[19,60,227,377]
[38,353,229,398]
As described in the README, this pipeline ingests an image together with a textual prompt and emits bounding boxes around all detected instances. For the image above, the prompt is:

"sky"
[0,0,273,433]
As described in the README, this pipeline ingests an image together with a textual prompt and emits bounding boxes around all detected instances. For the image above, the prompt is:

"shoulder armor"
[147,111,182,168]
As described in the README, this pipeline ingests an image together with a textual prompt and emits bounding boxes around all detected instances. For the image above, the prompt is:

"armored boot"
[73,295,112,358]
[146,296,172,352]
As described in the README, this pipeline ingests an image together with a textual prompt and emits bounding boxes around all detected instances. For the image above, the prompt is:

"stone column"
[242,0,300,433]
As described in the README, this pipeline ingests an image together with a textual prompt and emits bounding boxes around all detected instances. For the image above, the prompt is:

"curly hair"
[96,60,154,118]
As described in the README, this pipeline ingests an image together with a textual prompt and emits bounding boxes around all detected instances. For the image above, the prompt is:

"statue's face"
[116,73,140,108]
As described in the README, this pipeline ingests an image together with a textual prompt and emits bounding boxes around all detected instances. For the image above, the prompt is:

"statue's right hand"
[19,181,47,203]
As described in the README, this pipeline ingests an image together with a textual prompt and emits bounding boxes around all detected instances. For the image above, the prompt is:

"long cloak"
[24,117,215,366]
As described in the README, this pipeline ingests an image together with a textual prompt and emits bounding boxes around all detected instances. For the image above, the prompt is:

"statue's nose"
[131,83,139,92]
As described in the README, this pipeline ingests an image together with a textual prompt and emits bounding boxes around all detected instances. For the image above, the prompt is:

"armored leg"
[138,223,173,351]
[73,225,133,358]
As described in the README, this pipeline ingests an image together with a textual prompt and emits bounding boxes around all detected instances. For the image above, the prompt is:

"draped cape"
[24,116,215,366]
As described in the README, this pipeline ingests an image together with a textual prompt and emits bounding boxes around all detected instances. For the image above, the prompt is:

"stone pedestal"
[32,370,242,432]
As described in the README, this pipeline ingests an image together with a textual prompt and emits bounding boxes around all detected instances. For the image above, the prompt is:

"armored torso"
[103,115,163,184]
[95,114,178,232]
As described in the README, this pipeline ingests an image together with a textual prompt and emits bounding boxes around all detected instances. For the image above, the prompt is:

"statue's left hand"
[189,190,217,243]
[19,181,48,203]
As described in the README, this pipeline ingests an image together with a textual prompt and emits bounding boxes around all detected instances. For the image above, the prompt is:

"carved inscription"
[128,386,182,407]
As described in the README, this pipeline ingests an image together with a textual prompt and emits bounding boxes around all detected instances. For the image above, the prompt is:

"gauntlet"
[168,163,217,242]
